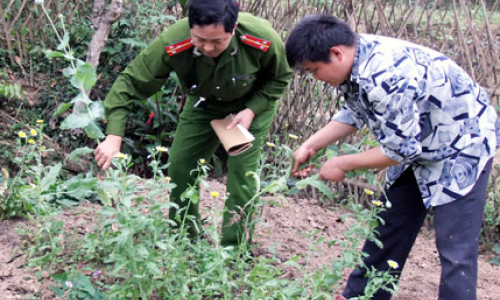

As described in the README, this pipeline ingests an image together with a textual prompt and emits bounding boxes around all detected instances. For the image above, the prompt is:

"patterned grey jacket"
[334,34,498,207]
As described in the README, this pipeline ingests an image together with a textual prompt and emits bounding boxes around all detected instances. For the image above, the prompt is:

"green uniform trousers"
[168,97,277,247]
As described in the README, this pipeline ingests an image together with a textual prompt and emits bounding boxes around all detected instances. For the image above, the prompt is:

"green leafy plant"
[50,271,107,300]
[35,1,105,141]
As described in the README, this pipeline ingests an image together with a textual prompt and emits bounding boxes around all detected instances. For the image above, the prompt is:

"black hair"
[286,14,356,68]
[187,0,239,33]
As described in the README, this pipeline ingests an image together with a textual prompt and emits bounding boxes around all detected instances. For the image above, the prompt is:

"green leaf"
[67,147,94,162]
[147,262,162,276]
[169,72,181,86]
[62,66,75,77]
[53,102,72,117]
[84,122,105,139]
[89,101,105,121]
[365,171,375,185]
[49,286,65,297]
[119,38,148,49]
[108,229,130,246]
[40,163,62,192]
[65,178,98,199]
[71,93,91,105]
[70,63,97,92]
[96,188,112,206]
[262,177,288,194]
[55,199,79,207]
[43,49,64,59]
[493,243,500,254]
[57,32,70,51]
[491,256,500,266]
[295,174,334,200]
[60,113,91,130]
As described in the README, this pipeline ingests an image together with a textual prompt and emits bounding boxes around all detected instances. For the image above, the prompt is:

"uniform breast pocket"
[226,74,256,99]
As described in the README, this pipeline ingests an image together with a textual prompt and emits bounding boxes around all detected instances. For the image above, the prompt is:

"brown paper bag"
[210,115,255,156]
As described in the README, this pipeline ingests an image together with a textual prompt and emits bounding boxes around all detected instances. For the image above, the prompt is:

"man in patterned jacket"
[94,0,292,248]
[286,14,498,300]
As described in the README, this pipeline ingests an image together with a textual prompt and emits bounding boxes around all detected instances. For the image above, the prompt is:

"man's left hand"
[227,108,255,130]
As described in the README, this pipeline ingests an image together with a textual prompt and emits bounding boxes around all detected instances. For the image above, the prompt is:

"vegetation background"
[0,0,499,298]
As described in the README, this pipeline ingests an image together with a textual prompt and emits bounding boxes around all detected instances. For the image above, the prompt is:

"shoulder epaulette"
[165,38,194,56]
[240,34,271,52]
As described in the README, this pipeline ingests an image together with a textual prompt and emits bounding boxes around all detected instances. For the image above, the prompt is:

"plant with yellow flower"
[156,146,168,152]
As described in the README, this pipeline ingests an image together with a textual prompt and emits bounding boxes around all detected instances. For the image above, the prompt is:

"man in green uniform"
[94,0,292,248]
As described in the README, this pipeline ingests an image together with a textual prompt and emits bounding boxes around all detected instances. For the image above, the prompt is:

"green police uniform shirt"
[104,13,292,136]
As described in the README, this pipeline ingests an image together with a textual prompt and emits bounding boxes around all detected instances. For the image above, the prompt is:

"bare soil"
[1,178,499,300]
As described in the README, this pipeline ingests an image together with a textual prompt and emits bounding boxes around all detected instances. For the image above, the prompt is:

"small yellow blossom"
[30,129,37,136]
[387,260,399,269]
[115,152,128,159]
[199,158,206,164]
[165,176,171,182]
[40,198,44,202]
[156,146,168,152]
[18,131,26,138]
[372,200,383,207]
[40,146,46,151]
[28,139,35,144]
[266,142,276,148]
[288,134,298,140]
[210,191,220,198]
[364,188,374,195]
[36,120,44,124]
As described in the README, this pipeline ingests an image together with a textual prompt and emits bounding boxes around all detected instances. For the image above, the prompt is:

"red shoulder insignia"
[165,38,194,56]
[240,34,271,52]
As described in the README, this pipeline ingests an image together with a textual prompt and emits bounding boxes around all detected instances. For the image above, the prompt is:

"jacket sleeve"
[104,34,172,137]
[244,35,292,115]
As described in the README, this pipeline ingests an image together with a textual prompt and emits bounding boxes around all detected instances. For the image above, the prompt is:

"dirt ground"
[1,178,499,300]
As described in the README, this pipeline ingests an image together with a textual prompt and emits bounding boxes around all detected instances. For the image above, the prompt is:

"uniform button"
[216,86,220,90]
[243,83,248,87]
[218,97,222,101]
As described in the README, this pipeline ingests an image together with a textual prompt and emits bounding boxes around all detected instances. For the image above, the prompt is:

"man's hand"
[319,156,349,182]
[227,108,255,130]
[94,134,123,170]
[291,145,317,177]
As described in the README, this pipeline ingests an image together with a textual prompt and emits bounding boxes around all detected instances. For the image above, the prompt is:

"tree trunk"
[86,0,124,70]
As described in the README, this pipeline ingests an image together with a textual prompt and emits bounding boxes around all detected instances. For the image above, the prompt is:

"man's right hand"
[94,134,123,170]
[291,145,316,177]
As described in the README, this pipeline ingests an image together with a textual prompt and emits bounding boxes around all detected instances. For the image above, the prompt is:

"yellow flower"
[28,139,35,144]
[199,158,205,164]
[36,120,44,124]
[387,260,399,269]
[18,131,26,138]
[115,152,128,159]
[165,176,171,182]
[40,146,46,151]
[156,146,168,152]
[288,134,298,140]
[266,142,276,148]
[39,198,44,203]
[210,191,220,198]
[364,188,374,195]
[30,129,37,136]
[372,200,383,207]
